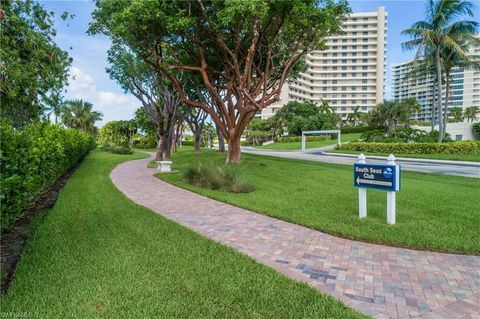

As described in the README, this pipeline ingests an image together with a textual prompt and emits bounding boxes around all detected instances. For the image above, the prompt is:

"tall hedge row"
[0,122,96,229]
[335,141,480,155]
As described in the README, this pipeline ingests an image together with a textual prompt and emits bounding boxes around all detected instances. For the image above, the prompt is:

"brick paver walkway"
[110,154,480,319]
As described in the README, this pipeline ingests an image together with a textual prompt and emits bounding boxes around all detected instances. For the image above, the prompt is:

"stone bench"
[156,161,173,172]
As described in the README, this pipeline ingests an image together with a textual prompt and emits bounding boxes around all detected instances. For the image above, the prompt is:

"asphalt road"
[243,148,480,178]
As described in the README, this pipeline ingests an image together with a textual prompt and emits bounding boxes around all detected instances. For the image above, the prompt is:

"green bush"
[340,126,372,134]
[288,113,340,136]
[133,134,157,149]
[184,164,254,193]
[276,135,331,143]
[335,141,480,155]
[473,122,480,139]
[100,143,113,151]
[111,146,133,155]
[0,122,96,229]
[360,128,449,143]
[245,130,271,146]
[182,140,194,146]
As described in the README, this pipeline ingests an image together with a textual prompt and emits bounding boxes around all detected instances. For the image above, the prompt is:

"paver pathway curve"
[110,154,480,319]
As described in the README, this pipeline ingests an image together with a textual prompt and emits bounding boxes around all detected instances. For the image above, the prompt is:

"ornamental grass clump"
[184,164,254,193]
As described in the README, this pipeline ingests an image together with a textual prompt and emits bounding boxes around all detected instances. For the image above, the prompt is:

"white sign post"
[357,154,368,218]
[354,153,401,225]
[386,154,396,225]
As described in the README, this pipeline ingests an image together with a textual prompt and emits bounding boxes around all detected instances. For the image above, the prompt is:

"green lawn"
[255,133,362,151]
[329,149,480,162]
[156,148,480,254]
[1,150,364,319]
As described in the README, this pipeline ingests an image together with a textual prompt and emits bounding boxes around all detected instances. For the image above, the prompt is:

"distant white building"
[260,7,387,121]
[392,38,480,122]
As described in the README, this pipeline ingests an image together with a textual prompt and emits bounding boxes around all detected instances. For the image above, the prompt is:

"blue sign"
[354,163,400,191]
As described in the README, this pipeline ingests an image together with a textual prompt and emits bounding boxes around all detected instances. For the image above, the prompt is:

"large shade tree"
[89,0,349,163]
[0,0,72,127]
[402,0,478,143]
[105,45,180,161]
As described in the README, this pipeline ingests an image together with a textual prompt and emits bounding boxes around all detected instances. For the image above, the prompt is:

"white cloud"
[65,67,139,126]
[67,66,96,98]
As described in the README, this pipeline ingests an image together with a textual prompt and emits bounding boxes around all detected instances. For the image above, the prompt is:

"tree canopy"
[89,0,350,162]
[0,0,72,127]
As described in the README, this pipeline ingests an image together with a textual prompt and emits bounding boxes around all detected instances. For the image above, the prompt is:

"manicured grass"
[156,148,480,254]
[329,149,480,162]
[1,150,364,318]
[256,133,362,151]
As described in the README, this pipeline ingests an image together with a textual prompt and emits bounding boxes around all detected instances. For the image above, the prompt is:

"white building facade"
[260,7,387,121]
[392,41,480,122]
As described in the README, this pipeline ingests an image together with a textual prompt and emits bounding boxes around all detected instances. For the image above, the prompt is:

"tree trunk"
[226,136,241,163]
[216,124,225,152]
[155,136,162,161]
[435,48,443,143]
[194,133,201,152]
[159,135,171,161]
[442,74,450,141]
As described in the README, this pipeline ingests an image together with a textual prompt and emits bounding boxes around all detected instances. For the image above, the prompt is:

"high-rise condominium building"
[392,39,480,122]
[259,7,387,120]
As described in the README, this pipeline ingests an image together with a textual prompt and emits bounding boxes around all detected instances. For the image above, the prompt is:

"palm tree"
[346,105,362,126]
[40,89,64,124]
[402,0,478,143]
[61,99,103,133]
[464,106,479,122]
[318,99,333,114]
[440,39,480,138]
[398,98,422,127]
[449,107,464,122]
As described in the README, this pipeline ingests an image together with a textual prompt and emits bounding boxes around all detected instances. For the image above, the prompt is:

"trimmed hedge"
[340,126,372,134]
[335,141,480,155]
[360,128,447,143]
[0,122,96,229]
[276,135,331,143]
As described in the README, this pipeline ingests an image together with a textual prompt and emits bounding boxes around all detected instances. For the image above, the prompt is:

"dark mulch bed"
[0,160,83,294]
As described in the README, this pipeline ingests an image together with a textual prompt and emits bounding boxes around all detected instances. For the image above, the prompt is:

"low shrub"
[100,143,113,151]
[340,126,372,134]
[133,135,157,149]
[184,164,254,193]
[335,141,480,155]
[275,135,331,143]
[182,140,194,146]
[0,122,96,229]
[361,128,450,143]
[111,146,133,155]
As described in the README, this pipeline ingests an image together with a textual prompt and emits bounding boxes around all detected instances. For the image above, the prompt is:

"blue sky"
[40,0,480,125]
